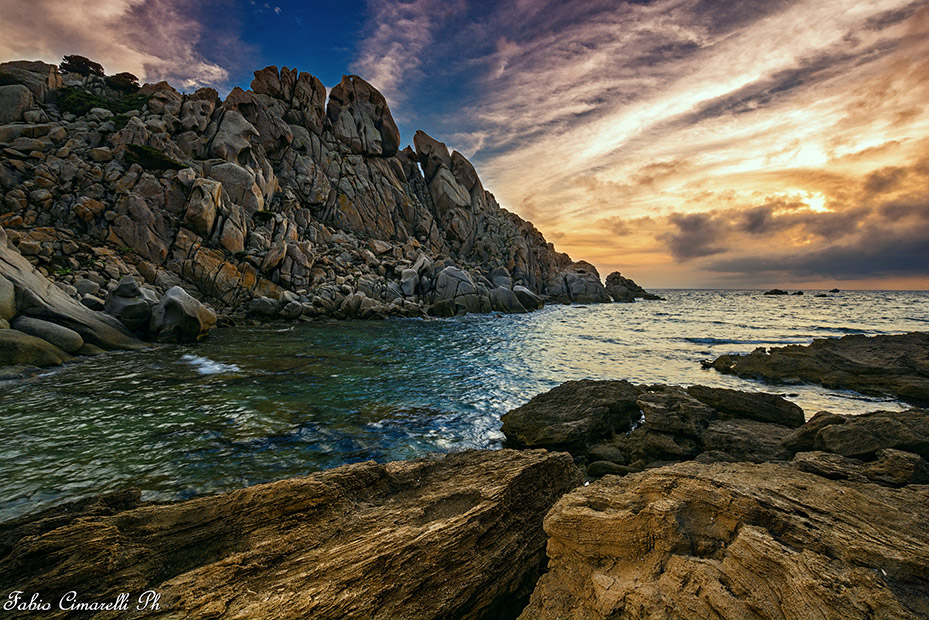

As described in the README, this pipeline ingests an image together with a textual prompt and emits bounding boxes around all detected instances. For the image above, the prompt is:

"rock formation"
[1,225,148,369]
[708,332,929,404]
[0,59,628,326]
[520,461,929,620]
[502,380,807,474]
[0,449,580,620]
[604,271,662,302]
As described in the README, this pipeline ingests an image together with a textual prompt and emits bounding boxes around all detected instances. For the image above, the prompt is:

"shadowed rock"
[501,380,644,453]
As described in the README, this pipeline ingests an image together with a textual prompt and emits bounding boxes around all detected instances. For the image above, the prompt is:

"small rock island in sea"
[2,57,928,620]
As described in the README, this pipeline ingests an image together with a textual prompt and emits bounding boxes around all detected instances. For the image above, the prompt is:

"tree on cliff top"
[60,54,105,77]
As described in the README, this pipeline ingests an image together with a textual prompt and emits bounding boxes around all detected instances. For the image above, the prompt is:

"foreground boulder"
[708,332,929,404]
[148,285,217,342]
[0,449,581,620]
[501,380,644,453]
[502,380,801,472]
[520,462,929,620]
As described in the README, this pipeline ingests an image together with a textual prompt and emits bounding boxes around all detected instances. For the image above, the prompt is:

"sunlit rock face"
[0,62,616,321]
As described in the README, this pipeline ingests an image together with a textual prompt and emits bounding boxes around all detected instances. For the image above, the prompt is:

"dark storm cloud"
[865,166,909,193]
[660,212,726,260]
[706,228,929,278]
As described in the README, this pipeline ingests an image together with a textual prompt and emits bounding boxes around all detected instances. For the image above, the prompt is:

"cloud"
[659,212,729,261]
[353,0,929,286]
[0,0,237,90]
[351,0,466,113]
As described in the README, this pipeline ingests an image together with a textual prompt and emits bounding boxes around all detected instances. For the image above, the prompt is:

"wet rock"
[104,275,152,332]
[9,316,83,353]
[764,288,789,295]
[520,461,929,620]
[513,285,543,311]
[148,286,217,343]
[0,329,73,366]
[501,379,643,453]
[709,332,929,404]
[0,449,581,620]
[687,385,805,427]
[490,285,527,313]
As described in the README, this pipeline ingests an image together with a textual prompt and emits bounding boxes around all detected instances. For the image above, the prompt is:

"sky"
[1,0,928,289]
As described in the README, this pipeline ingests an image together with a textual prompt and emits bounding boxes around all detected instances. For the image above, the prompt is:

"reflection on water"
[1,289,926,520]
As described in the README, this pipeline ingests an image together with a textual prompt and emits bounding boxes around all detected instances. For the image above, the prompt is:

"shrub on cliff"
[105,72,140,93]
[60,54,105,77]
[57,87,150,116]
[125,144,187,171]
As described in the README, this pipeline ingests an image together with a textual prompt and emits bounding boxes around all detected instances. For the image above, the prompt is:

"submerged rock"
[0,449,581,620]
[520,461,929,620]
[709,332,929,404]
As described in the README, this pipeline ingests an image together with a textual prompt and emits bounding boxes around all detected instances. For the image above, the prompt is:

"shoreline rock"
[0,449,581,620]
[520,461,929,620]
[708,332,929,404]
[501,380,807,473]
[0,59,656,334]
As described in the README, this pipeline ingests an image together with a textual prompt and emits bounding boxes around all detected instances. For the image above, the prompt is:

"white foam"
[180,354,241,375]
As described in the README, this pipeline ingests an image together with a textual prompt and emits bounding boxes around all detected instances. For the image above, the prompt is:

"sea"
[1,289,927,521]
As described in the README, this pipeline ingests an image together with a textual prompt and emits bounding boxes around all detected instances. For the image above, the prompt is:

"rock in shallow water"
[0,449,581,620]
[709,332,929,404]
[520,461,929,620]
[148,285,217,343]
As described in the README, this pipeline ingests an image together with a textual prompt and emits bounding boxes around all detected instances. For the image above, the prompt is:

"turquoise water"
[1,289,927,521]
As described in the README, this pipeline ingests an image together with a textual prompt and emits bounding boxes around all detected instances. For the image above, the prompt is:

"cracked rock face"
[0,449,581,620]
[709,332,929,405]
[2,61,615,325]
[520,461,929,620]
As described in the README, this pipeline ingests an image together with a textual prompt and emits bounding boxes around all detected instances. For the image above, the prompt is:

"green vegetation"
[57,87,150,117]
[53,267,73,276]
[105,72,140,94]
[117,245,136,256]
[113,113,132,131]
[79,255,103,270]
[125,144,187,172]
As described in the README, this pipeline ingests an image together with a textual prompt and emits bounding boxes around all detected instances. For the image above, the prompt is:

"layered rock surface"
[520,461,929,620]
[501,380,806,473]
[709,332,929,404]
[0,449,581,620]
[0,60,624,324]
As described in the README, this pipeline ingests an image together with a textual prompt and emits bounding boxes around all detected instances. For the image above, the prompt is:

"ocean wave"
[180,354,241,375]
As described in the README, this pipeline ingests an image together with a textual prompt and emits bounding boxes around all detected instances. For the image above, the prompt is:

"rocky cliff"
[0,59,623,322]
